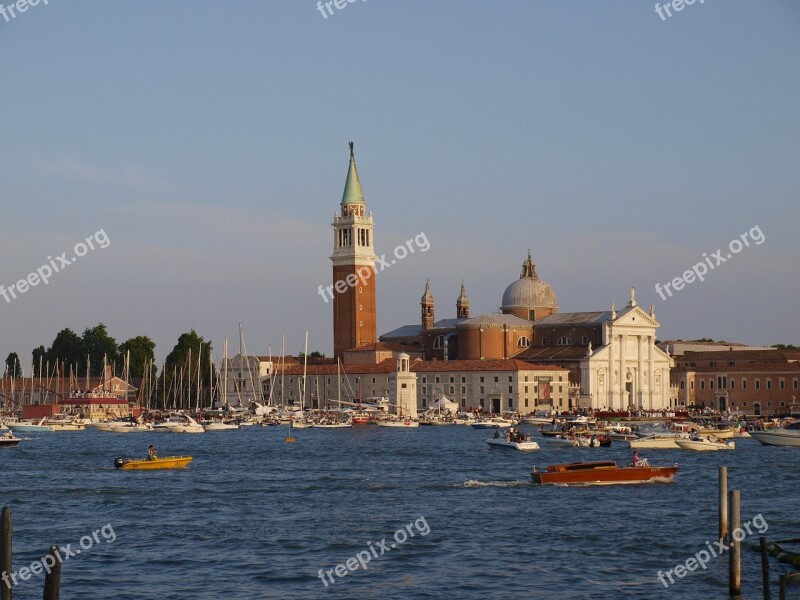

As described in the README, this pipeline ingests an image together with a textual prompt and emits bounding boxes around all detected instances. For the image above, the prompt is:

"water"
[1,425,797,599]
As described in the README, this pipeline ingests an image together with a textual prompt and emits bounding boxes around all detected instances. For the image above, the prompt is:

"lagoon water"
[1,425,797,599]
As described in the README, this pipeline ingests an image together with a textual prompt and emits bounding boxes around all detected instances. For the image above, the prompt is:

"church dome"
[501,251,557,314]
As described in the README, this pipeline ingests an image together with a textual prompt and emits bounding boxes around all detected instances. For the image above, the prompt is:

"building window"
[690,381,694,390]
[450,377,455,384]
[743,401,748,407]
[461,386,466,394]
[421,399,426,408]
[435,377,440,384]
[524,399,529,408]
[559,386,563,393]
[767,379,772,390]
[542,337,548,346]
[559,376,563,382]
[556,336,573,346]
[755,379,760,391]
[372,378,376,384]
[508,398,513,408]
[710,361,716,367]
[461,377,466,383]
[518,336,530,348]
[480,399,485,408]
[767,401,772,407]
[450,386,454,394]
[780,379,785,390]
[494,377,499,383]
[680,381,685,390]
[508,376,512,383]
[421,386,427,394]
[794,378,799,390]
[701,381,705,390]
[525,385,529,393]
[433,336,445,349]
[461,399,465,407]
[422,377,427,383]
[508,386,513,394]
[582,336,589,345]
[480,386,484,393]
[731,380,735,390]
[710,381,714,390]
[742,379,747,390]
[480,377,484,383]
[401,383,407,389]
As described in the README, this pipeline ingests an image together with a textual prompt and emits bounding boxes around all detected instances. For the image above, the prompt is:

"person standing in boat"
[148,444,158,460]
[632,450,641,466]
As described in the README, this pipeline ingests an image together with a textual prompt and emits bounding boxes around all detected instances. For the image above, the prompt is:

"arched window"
[433,335,445,349]
[556,336,573,346]
[517,336,530,347]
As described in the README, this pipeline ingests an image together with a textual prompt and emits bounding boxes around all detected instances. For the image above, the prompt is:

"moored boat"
[377,418,419,428]
[8,417,52,433]
[531,460,679,486]
[472,418,514,429]
[486,431,540,452]
[628,433,686,450]
[114,456,193,470]
[749,421,800,447]
[675,436,735,451]
[0,431,21,447]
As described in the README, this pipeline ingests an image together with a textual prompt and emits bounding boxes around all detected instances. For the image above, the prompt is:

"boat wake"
[461,479,530,488]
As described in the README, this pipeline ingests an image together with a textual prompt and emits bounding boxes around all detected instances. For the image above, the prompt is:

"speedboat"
[0,431,21,447]
[749,421,800,447]
[203,420,240,431]
[531,460,679,486]
[486,432,540,451]
[114,456,193,470]
[675,436,735,451]
[628,433,687,450]
[8,418,52,433]
[153,413,205,434]
[548,435,582,447]
[45,414,87,431]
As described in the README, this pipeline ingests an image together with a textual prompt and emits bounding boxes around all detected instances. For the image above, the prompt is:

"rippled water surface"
[1,425,797,599]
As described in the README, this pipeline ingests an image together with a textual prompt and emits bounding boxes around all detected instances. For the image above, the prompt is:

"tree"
[159,331,214,409]
[31,346,47,376]
[773,343,799,351]
[4,353,22,378]
[82,323,119,377]
[119,336,157,380]
[47,328,85,376]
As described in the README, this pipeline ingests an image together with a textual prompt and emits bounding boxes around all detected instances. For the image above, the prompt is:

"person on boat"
[148,444,158,460]
[632,450,641,466]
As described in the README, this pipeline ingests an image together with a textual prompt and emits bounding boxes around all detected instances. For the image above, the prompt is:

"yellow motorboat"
[114,456,193,470]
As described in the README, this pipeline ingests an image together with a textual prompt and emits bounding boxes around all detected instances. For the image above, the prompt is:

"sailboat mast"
[302,331,308,412]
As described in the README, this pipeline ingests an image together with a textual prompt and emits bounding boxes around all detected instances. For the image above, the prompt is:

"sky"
[1,0,799,366]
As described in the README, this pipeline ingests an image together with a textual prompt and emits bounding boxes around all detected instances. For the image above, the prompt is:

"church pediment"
[613,305,660,328]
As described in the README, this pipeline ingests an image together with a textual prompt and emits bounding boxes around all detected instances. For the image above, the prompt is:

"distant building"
[671,348,800,416]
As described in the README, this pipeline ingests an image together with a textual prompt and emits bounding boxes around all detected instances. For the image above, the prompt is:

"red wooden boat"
[530,460,678,486]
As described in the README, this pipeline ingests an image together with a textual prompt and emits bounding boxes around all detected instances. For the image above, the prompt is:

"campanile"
[331,142,377,359]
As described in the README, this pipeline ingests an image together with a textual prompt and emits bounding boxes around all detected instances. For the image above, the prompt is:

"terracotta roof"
[344,342,423,353]
[514,346,589,360]
[673,361,800,373]
[679,350,799,362]
[281,359,396,376]
[410,359,567,373]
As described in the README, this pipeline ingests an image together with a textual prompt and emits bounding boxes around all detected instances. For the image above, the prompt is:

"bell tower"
[331,142,378,359]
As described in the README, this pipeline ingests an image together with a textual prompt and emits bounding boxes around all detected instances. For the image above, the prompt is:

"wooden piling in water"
[729,489,741,595]
[42,545,61,600]
[760,536,772,600]
[719,466,728,541]
[779,574,787,600]
[1,507,11,600]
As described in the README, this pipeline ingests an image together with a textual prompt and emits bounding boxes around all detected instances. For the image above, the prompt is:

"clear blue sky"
[1,0,798,365]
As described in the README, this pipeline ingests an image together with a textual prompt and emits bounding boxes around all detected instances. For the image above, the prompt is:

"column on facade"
[637,335,644,410]
[619,334,626,410]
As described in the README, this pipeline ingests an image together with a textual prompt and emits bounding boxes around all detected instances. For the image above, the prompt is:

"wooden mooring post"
[1,507,11,600]
[779,574,787,600]
[42,546,61,600]
[0,508,61,599]
[760,536,772,600]
[719,466,728,541]
[729,489,741,595]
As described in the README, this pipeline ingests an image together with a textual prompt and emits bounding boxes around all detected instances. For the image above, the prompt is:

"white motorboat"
[154,413,205,434]
[107,421,153,433]
[675,436,735,451]
[0,431,21,447]
[749,422,800,447]
[45,414,87,431]
[204,420,240,431]
[548,435,581,447]
[486,432,540,451]
[628,433,687,450]
[312,422,353,429]
[8,417,52,433]
[377,419,419,428]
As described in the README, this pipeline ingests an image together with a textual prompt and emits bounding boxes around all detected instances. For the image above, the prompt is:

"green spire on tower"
[341,141,365,206]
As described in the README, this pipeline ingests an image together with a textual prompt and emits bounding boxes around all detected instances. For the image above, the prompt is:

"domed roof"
[501,251,557,312]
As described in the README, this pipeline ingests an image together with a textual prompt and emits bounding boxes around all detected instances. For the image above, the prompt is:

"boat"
[628,433,686,449]
[106,421,153,433]
[486,431,540,452]
[0,431,21,447]
[675,436,735,451]
[114,456,193,470]
[153,413,205,434]
[45,414,87,431]
[749,421,800,447]
[377,418,419,428]
[530,460,679,486]
[472,418,514,429]
[8,417,52,433]
[548,435,582,447]
[203,420,240,431]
